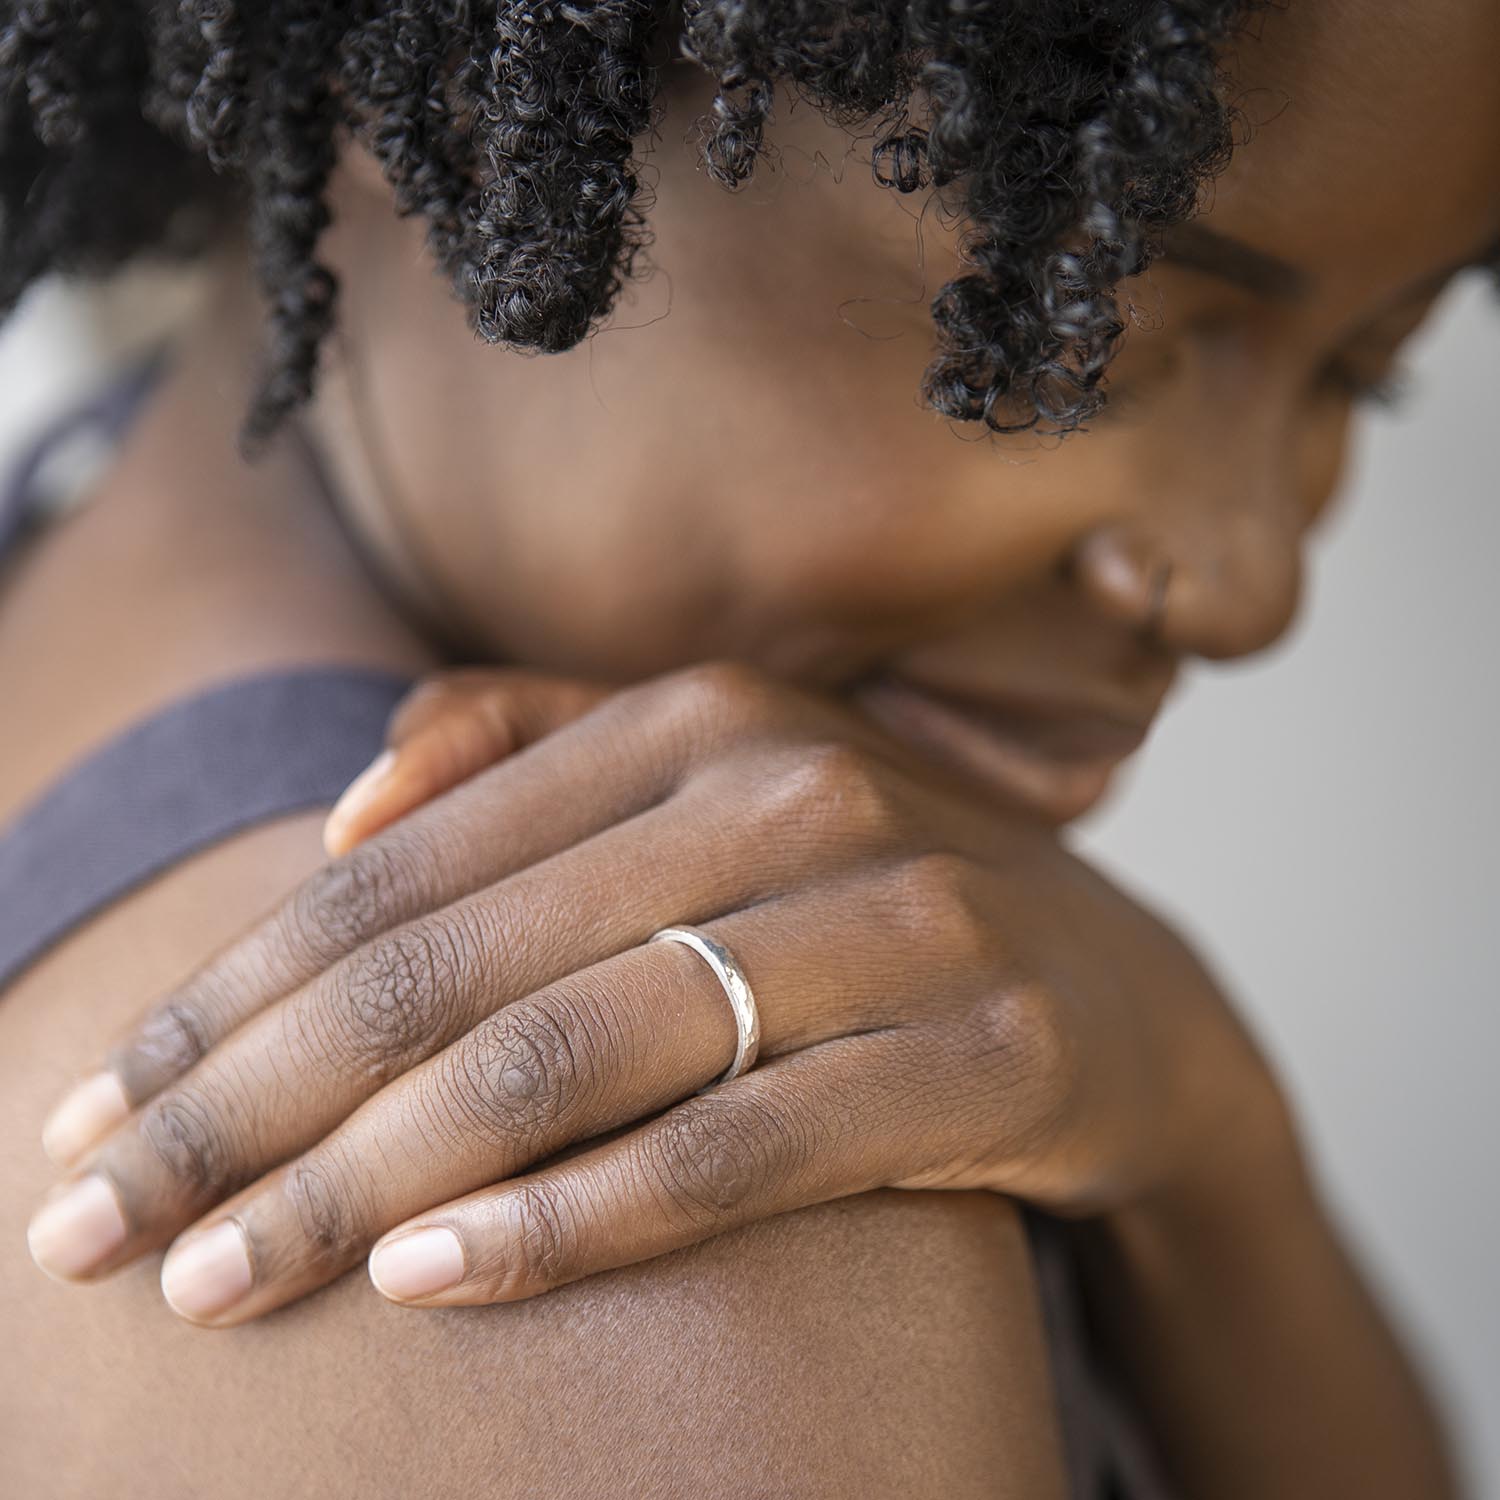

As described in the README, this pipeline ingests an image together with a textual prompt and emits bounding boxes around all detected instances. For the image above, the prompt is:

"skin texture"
[0,361,1068,1500]
[32,662,1284,1305]
[2,849,1068,1500]
[4,0,1499,1495]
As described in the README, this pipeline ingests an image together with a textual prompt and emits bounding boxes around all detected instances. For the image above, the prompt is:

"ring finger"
[150,879,910,1325]
[26,780,813,1285]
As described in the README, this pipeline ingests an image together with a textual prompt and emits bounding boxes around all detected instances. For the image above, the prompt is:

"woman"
[1,1,1493,1495]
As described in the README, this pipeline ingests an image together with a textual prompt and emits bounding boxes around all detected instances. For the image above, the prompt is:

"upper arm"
[0,815,1068,1499]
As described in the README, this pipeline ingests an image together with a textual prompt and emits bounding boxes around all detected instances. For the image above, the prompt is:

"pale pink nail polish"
[42,1071,130,1165]
[323,748,398,855]
[27,1175,128,1280]
[161,1220,253,1322]
[369,1227,465,1301]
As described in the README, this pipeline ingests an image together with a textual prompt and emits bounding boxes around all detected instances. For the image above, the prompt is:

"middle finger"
[25,767,888,1284]
[157,875,915,1324]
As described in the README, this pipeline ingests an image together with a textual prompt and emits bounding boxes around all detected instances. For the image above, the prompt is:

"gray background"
[2,272,1496,1491]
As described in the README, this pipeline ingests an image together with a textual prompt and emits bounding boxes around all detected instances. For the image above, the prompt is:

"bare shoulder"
[0,818,1066,1498]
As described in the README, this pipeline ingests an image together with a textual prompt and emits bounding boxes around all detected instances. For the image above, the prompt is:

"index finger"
[322,671,611,856]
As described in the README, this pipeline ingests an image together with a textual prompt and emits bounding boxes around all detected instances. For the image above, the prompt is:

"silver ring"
[648,925,761,1091]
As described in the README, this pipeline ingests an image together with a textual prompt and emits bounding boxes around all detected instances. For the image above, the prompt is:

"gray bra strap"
[0,666,412,990]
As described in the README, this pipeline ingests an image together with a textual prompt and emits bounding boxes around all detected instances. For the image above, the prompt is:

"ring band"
[648,925,762,1091]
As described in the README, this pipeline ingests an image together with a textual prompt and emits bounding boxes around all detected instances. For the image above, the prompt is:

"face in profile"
[309,0,1500,824]
[0,13,1493,1481]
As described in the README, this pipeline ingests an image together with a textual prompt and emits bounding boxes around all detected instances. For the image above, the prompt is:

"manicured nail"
[323,749,398,855]
[42,1071,130,1165]
[369,1227,465,1302]
[27,1175,128,1280]
[161,1220,253,1322]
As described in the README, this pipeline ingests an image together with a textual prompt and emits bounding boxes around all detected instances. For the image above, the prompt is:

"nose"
[1072,503,1303,661]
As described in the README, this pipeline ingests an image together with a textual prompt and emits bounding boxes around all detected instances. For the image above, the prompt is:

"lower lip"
[852,677,1146,823]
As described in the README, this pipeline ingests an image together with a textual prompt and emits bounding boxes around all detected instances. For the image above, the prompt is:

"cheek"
[481,494,920,676]
[730,452,1126,639]
[468,464,1110,680]
[467,497,741,678]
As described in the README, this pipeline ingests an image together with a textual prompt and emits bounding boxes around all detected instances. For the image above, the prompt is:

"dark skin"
[1,288,1070,1500]
[6,0,1499,1494]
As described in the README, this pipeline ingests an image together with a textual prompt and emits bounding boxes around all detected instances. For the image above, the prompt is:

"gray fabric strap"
[0,666,411,990]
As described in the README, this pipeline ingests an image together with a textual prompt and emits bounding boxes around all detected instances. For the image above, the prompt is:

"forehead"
[1207,0,1500,283]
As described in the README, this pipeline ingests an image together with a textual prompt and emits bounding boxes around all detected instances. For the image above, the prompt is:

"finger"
[27,792,743,1281]
[31,752,915,1290]
[43,668,915,1170]
[323,672,610,857]
[146,885,898,1326]
[46,663,915,1153]
[41,673,694,1161]
[42,661,899,1158]
[383,669,607,748]
[366,1030,944,1307]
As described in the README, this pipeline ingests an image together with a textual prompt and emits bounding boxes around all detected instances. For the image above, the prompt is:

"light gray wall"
[2,273,1496,1489]
[1079,274,1500,1495]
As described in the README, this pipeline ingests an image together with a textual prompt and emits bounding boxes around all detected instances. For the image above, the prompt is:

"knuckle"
[327,918,473,1081]
[968,980,1074,1122]
[287,840,416,964]
[654,659,782,741]
[884,851,994,963]
[785,740,901,844]
[139,1088,239,1202]
[672,658,771,709]
[119,998,214,1084]
[501,1181,577,1291]
[281,1157,364,1268]
[893,847,973,906]
[445,999,587,1145]
[649,1099,794,1226]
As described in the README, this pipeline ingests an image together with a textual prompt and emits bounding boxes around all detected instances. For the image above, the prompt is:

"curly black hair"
[0,0,1250,446]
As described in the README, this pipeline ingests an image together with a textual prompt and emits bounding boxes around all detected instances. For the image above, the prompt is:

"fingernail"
[369,1227,465,1302]
[323,749,398,855]
[27,1175,128,1280]
[161,1220,253,1322]
[42,1071,130,1165]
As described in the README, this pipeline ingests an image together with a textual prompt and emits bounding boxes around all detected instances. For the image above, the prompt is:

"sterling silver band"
[648,925,762,1091]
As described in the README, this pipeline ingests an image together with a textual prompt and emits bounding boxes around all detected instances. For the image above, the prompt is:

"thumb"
[322,669,612,857]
